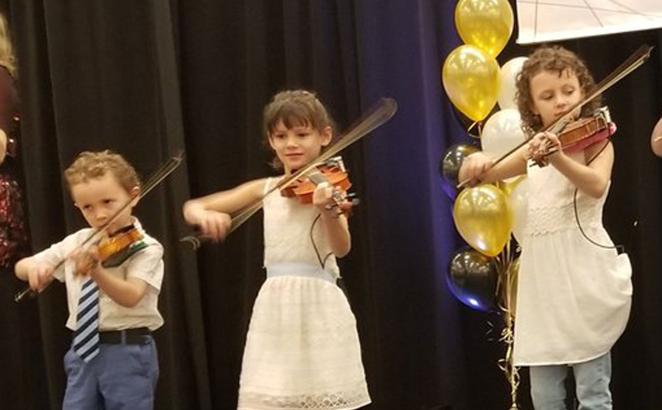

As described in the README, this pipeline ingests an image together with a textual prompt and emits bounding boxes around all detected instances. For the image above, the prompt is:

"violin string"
[182,97,397,245]
[456,45,652,188]
[15,152,184,302]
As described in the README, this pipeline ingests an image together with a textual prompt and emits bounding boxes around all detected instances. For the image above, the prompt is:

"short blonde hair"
[0,13,16,77]
[64,150,140,193]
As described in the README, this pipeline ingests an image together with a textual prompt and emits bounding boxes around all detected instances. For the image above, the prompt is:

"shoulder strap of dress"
[262,177,273,196]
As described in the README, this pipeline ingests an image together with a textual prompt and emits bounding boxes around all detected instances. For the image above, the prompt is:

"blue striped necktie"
[73,278,100,362]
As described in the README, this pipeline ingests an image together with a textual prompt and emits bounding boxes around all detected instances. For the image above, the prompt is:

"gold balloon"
[497,175,525,197]
[453,184,512,257]
[442,45,499,122]
[455,0,514,58]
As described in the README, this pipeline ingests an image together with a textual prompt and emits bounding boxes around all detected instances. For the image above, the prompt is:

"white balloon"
[498,57,527,110]
[481,108,525,158]
[508,177,528,244]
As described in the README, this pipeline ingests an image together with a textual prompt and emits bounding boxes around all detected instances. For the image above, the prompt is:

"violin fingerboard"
[307,172,327,186]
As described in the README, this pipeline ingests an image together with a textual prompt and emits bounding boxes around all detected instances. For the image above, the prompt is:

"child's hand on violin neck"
[313,182,350,218]
[528,132,564,165]
[27,263,55,291]
[71,247,101,276]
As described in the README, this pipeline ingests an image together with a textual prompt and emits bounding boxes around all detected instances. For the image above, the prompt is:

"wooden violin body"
[280,157,352,204]
[532,107,614,166]
[558,106,612,153]
[280,156,357,216]
[98,225,144,262]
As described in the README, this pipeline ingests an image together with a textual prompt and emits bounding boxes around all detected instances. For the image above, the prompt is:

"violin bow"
[457,44,654,188]
[180,97,398,249]
[14,151,184,302]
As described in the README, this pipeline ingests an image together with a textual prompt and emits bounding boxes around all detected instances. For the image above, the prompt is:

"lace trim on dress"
[239,384,370,409]
[527,201,602,236]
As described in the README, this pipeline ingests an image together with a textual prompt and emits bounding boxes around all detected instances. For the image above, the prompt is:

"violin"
[556,107,612,152]
[280,157,357,216]
[97,225,145,267]
[72,225,145,274]
[533,107,614,164]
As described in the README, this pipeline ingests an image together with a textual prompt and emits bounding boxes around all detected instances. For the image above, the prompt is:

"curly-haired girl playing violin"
[183,90,370,409]
[459,46,631,409]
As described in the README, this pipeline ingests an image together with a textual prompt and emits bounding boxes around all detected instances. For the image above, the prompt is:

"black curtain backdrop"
[0,1,659,409]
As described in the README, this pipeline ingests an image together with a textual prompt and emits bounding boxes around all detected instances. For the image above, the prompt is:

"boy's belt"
[98,327,151,345]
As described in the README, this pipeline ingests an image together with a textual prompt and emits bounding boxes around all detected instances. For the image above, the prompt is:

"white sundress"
[237,178,371,410]
[513,158,632,366]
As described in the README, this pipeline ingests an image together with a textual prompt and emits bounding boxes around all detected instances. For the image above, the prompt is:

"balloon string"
[498,323,521,409]
[496,238,520,409]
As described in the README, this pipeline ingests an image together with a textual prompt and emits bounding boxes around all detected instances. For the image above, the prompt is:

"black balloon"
[446,248,498,312]
[439,144,479,199]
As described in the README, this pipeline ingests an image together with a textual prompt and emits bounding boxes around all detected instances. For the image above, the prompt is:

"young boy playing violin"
[15,150,163,410]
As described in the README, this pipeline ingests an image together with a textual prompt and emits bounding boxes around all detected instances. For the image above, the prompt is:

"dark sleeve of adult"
[0,66,18,133]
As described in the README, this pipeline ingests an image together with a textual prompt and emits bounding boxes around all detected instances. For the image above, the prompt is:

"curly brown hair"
[64,150,141,194]
[516,45,601,135]
[263,90,336,169]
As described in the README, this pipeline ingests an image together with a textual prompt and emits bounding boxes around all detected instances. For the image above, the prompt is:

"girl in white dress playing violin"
[182,90,370,410]
[459,46,631,410]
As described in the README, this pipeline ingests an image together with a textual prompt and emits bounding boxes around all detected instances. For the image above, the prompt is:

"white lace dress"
[513,158,632,366]
[237,178,371,410]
